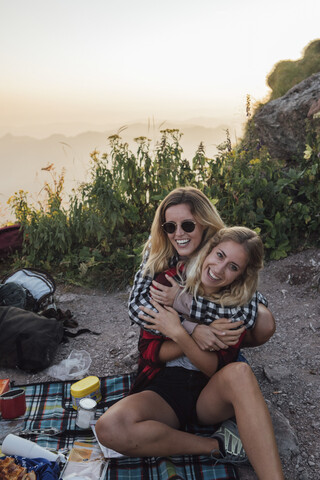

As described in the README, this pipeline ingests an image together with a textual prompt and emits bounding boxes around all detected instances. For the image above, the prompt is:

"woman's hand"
[191,318,245,351]
[210,318,245,346]
[138,298,184,340]
[150,276,181,306]
[191,324,228,351]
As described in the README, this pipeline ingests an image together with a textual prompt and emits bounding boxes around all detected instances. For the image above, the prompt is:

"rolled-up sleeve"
[128,249,161,334]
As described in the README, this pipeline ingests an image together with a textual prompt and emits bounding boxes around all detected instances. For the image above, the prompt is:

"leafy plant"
[267,39,320,100]
[7,120,320,288]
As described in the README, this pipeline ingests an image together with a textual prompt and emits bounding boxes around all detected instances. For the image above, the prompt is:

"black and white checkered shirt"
[128,251,180,334]
[189,290,267,329]
[128,250,267,334]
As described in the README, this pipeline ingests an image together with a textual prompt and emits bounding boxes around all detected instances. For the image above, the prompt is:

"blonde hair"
[143,187,225,277]
[184,226,264,306]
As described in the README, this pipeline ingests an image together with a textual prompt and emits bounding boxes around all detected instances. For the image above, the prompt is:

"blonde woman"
[96,227,284,479]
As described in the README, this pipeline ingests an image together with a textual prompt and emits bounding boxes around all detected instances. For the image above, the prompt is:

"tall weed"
[8,123,320,288]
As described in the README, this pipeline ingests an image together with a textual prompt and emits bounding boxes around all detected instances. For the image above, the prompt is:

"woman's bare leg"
[95,390,219,457]
[196,362,284,480]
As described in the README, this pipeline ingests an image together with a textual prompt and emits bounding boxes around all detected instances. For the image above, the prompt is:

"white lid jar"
[76,397,97,429]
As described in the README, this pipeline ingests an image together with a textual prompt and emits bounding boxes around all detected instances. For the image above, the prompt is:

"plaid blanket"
[13,373,238,480]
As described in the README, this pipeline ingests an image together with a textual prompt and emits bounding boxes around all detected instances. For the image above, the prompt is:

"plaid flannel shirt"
[189,290,267,329]
[128,250,180,334]
[128,250,268,334]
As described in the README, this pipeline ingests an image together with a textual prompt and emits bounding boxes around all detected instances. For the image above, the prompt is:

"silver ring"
[210,348,214,352]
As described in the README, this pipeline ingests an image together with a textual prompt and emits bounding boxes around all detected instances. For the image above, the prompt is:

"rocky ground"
[1,248,319,479]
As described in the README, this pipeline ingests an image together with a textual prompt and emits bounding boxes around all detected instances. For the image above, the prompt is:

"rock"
[263,365,292,384]
[299,473,310,480]
[127,331,136,339]
[266,401,300,460]
[56,293,78,302]
[254,72,320,159]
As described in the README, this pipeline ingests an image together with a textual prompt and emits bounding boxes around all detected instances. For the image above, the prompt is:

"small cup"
[76,398,97,429]
[0,388,26,419]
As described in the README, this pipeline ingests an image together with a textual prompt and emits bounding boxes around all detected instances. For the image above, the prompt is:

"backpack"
[0,268,80,329]
[0,306,64,372]
[0,270,99,371]
[0,268,56,315]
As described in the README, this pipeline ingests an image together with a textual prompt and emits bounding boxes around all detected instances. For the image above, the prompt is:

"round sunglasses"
[161,220,197,234]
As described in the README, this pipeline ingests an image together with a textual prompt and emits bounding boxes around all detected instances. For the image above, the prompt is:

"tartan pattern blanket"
[14,373,238,480]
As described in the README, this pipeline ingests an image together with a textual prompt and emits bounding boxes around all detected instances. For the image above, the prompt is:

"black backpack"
[0,306,64,372]
[0,269,99,371]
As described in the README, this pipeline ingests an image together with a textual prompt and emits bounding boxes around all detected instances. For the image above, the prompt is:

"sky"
[0,0,320,137]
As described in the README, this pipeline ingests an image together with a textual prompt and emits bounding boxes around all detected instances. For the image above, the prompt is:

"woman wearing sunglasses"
[129,186,275,351]
[96,226,284,479]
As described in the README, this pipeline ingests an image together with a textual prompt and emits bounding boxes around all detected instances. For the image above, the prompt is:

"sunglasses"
[162,220,197,234]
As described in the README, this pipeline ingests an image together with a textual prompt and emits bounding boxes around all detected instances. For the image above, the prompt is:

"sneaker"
[210,419,249,465]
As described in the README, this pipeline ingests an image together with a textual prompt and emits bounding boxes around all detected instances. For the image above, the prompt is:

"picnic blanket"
[4,373,238,480]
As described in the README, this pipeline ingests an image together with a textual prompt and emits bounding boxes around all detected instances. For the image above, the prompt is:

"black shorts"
[144,367,208,428]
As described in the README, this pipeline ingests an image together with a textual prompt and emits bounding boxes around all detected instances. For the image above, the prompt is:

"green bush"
[8,123,320,288]
[267,39,320,100]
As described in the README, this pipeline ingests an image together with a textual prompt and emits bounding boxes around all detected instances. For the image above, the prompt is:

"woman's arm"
[139,299,219,377]
[158,339,184,362]
[191,319,245,351]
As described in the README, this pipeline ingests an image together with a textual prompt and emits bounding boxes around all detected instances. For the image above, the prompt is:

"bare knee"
[95,406,132,453]
[95,409,118,447]
[220,362,257,394]
[257,306,276,344]
[264,312,276,340]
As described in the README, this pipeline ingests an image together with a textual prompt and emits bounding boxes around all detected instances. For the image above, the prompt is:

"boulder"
[254,72,320,160]
[266,401,300,461]
[263,365,292,385]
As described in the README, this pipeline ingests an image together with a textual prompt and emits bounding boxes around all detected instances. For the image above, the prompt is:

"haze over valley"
[0,117,243,222]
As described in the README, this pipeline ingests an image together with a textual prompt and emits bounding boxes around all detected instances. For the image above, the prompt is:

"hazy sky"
[1,0,319,135]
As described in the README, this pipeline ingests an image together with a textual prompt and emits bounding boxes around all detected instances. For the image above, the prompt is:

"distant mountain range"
[0,120,244,223]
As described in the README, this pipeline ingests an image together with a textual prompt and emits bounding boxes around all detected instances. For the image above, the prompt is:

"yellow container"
[70,376,102,410]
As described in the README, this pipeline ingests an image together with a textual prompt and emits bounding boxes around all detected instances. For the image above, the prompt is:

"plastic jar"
[76,398,97,429]
[70,375,102,410]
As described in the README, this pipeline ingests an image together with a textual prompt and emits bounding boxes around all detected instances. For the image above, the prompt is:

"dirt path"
[1,249,319,479]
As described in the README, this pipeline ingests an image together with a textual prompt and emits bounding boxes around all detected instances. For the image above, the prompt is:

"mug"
[0,388,26,419]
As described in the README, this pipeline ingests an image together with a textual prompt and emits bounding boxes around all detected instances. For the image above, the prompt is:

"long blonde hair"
[184,226,264,306]
[143,187,225,277]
